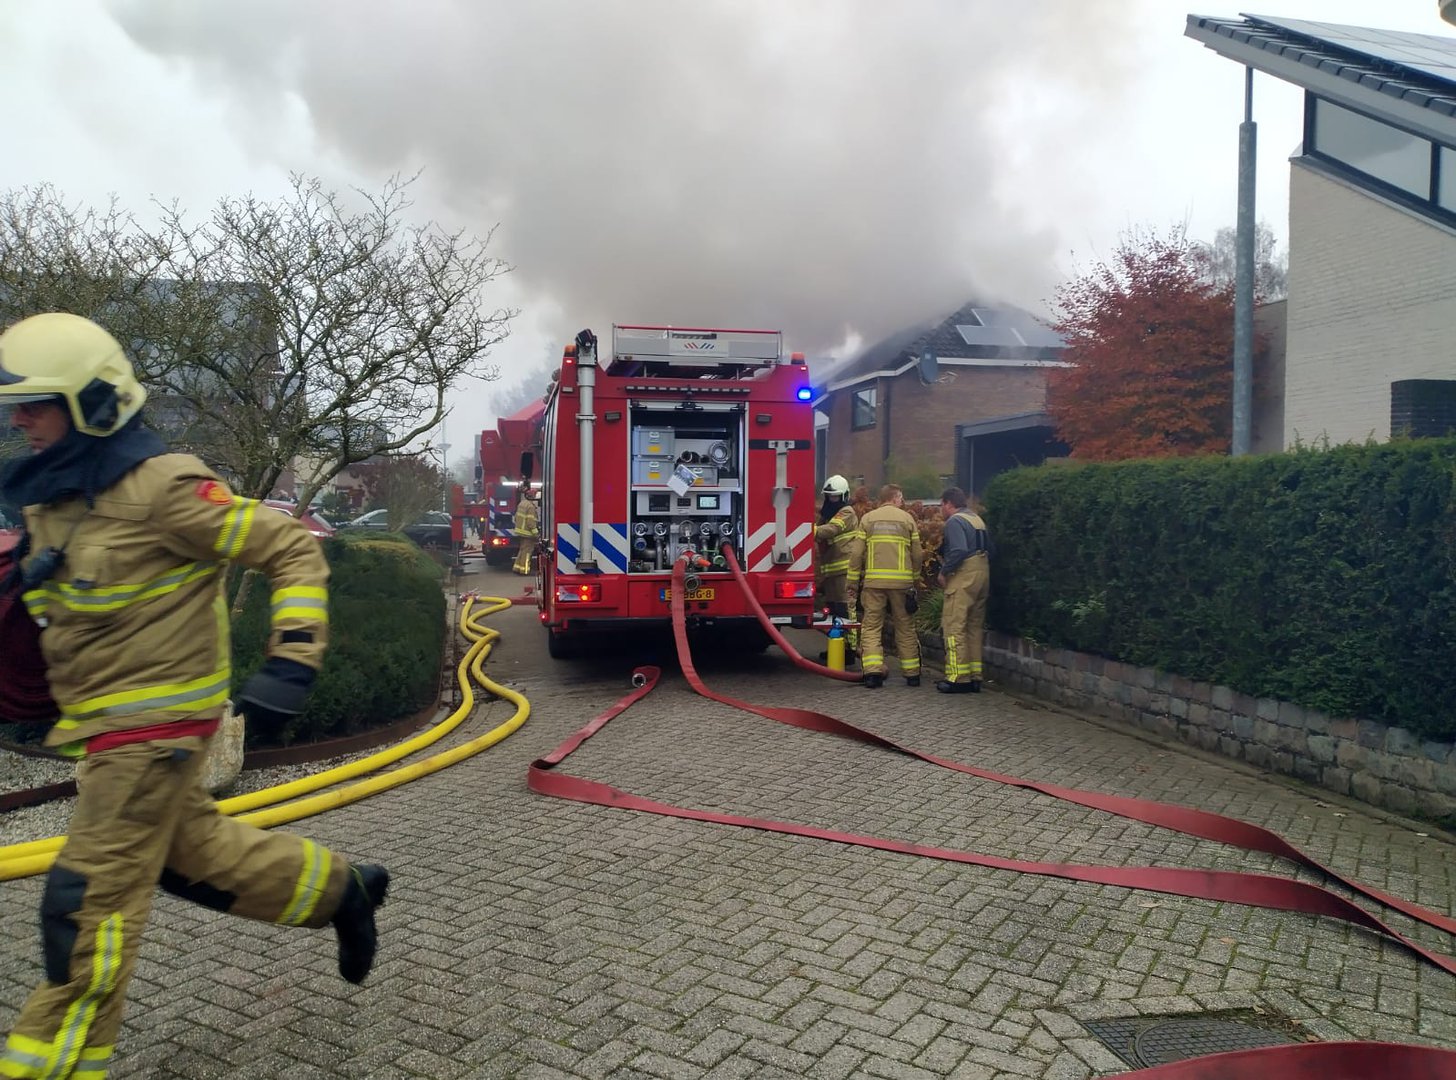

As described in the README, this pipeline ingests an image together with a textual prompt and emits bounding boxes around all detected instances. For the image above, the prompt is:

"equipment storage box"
[633,429,675,457]
[632,457,675,485]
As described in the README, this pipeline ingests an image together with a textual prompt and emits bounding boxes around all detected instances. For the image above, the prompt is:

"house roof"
[1185,14,1456,144]
[814,300,1067,397]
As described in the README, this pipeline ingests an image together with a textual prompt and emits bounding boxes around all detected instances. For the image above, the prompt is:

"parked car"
[263,500,336,540]
[343,509,453,549]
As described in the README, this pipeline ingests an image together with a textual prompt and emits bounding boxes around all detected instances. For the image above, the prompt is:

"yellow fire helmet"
[0,313,147,437]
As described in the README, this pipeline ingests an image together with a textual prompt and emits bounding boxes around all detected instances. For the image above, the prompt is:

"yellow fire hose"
[0,592,528,881]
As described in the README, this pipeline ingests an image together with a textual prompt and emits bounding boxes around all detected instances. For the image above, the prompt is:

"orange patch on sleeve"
[194,480,233,506]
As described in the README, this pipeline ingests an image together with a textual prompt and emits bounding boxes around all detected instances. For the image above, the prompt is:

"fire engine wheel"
[546,627,580,659]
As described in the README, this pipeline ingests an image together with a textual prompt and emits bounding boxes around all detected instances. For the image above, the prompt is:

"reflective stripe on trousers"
[941,555,988,683]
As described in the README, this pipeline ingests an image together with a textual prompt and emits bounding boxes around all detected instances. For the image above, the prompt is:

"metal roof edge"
[821,356,1072,395]
[1185,14,1456,145]
[954,411,1053,438]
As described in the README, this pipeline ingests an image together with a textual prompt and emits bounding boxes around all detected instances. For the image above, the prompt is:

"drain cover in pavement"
[1083,1010,1307,1068]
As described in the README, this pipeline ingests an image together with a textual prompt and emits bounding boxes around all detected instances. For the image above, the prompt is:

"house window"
[851,387,877,430]
[1440,146,1456,214]
[1392,380,1456,438]
[1310,98,1431,198]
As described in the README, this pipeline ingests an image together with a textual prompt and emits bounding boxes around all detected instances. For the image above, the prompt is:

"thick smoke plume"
[110,0,1153,360]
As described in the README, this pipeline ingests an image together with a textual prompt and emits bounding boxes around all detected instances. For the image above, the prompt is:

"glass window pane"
[851,387,877,430]
[1313,98,1431,197]
[1441,146,1456,212]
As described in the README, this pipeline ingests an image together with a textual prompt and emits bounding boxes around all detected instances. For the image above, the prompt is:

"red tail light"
[556,583,602,602]
[490,536,509,547]
[773,580,815,599]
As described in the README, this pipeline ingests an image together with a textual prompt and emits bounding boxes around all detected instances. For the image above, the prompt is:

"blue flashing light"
[796,387,813,401]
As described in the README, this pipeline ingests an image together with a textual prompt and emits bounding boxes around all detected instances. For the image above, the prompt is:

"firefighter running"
[511,481,539,575]
[851,484,923,689]
[0,314,389,1080]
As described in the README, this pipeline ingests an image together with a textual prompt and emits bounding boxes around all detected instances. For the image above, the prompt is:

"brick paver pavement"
[3,584,1455,1078]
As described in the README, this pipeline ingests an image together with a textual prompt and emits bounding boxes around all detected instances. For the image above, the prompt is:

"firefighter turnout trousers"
[941,553,989,685]
[511,539,536,576]
[858,586,920,678]
[817,570,849,611]
[816,574,859,656]
[2,736,352,1079]
[511,501,538,577]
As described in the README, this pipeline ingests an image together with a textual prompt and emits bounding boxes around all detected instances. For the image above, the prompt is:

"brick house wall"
[824,365,1051,492]
[1285,162,1456,448]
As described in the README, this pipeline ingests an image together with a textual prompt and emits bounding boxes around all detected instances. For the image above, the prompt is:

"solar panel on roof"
[1249,15,1456,87]
[957,325,1024,348]
[1016,323,1067,348]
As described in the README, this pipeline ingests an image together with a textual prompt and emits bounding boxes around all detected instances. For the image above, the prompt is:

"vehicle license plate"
[660,588,715,601]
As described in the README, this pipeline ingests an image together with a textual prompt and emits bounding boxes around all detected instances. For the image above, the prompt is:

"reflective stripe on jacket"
[852,504,922,587]
[815,505,861,578]
[20,454,329,752]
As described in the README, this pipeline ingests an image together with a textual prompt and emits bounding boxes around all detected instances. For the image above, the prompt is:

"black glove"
[236,657,316,728]
[904,590,919,616]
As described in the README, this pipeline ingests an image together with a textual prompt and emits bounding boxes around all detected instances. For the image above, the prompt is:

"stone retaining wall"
[962,630,1456,829]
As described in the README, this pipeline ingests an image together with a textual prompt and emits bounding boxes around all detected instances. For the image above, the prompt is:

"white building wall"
[1284,161,1456,448]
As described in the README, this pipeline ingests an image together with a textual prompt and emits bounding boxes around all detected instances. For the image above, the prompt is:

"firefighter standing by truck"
[850,484,922,689]
[0,313,389,1080]
[511,480,538,575]
[815,475,861,666]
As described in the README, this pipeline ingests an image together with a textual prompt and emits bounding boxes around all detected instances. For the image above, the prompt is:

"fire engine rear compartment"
[539,326,817,654]
[628,405,742,574]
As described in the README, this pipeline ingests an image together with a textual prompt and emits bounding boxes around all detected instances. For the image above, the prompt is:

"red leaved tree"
[1048,227,1235,461]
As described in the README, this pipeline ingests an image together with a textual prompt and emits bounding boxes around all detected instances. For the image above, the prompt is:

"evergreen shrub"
[232,531,446,746]
[984,439,1456,739]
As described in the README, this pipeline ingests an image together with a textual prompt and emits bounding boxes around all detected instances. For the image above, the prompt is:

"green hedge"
[232,531,446,747]
[984,439,1456,739]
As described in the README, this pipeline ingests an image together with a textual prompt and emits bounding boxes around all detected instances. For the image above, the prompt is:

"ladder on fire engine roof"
[609,325,784,373]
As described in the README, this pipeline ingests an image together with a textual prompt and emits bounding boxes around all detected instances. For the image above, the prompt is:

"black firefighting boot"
[862,673,885,689]
[905,676,921,687]
[333,863,390,984]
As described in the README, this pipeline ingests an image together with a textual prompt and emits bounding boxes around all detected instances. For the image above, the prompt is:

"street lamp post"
[439,410,452,513]
[1232,66,1257,457]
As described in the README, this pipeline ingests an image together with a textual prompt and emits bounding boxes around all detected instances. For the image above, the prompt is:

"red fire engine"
[525,325,818,658]
[475,399,546,565]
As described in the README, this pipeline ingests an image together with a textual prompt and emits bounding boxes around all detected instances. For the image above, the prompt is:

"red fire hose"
[526,556,1456,1075]
[718,544,860,682]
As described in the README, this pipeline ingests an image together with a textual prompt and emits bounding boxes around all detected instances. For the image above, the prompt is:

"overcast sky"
[3,1,1452,465]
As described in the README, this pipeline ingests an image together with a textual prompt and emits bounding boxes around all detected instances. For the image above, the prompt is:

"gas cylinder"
[826,622,847,671]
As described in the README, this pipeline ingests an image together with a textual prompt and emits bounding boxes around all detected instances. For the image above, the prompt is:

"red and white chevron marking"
[744,521,813,573]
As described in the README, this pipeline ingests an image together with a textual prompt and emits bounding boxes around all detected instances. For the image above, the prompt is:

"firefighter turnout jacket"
[852,503,923,589]
[20,454,329,754]
[815,504,861,581]
[512,495,539,539]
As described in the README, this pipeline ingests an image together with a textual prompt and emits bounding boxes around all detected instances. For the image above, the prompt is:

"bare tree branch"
[0,175,515,506]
